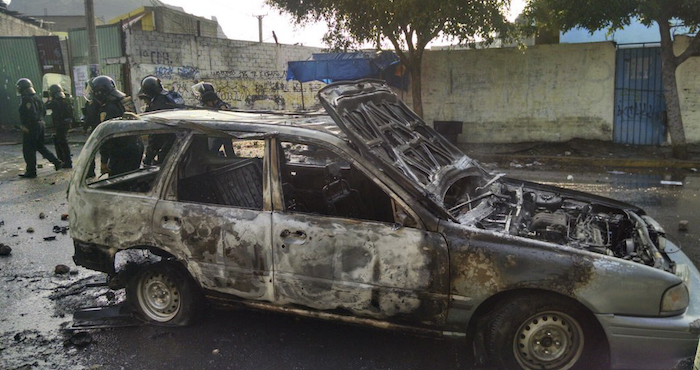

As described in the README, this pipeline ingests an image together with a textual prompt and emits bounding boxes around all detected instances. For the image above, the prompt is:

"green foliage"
[524,0,700,34]
[266,0,512,53]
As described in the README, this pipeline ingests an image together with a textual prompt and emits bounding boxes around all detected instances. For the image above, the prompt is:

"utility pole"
[255,14,266,43]
[85,0,99,76]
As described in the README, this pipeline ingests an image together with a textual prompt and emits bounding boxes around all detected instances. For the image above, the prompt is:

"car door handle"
[280,229,306,239]
[161,216,181,231]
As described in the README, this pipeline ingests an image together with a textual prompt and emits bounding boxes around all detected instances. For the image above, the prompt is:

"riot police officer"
[45,84,74,168]
[138,75,182,165]
[86,75,142,177]
[16,78,62,178]
[191,82,234,156]
[138,75,184,112]
[191,82,231,110]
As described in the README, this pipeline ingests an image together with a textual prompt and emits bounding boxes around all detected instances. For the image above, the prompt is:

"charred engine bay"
[447,175,669,271]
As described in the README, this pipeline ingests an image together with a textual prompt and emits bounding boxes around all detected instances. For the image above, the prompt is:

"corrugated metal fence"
[0,37,42,128]
[68,24,125,115]
[1,25,125,129]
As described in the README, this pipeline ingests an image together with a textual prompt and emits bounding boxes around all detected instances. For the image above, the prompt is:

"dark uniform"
[86,76,143,177]
[207,99,234,156]
[16,78,62,178]
[138,76,183,165]
[191,82,235,157]
[45,85,74,168]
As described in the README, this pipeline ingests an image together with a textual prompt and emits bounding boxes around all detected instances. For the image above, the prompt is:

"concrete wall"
[124,29,324,112]
[675,35,700,143]
[0,12,52,36]
[419,42,617,143]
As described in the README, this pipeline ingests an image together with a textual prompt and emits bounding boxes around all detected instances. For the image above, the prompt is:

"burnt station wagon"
[69,79,700,369]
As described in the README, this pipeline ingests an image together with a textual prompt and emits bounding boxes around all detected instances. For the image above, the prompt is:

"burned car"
[68,80,700,369]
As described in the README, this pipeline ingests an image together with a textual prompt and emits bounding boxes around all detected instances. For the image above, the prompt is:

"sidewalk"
[460,138,700,170]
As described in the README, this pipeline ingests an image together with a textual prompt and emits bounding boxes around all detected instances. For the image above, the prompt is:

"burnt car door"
[71,131,179,271]
[152,133,274,301]
[270,137,449,327]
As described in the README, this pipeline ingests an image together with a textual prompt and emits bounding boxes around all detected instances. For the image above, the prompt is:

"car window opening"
[178,134,264,210]
[279,141,398,224]
[86,133,177,193]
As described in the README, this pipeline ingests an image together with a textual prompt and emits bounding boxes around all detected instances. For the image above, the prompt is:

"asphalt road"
[0,142,698,370]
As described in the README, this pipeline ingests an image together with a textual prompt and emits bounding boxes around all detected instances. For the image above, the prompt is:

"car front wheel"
[127,262,201,326]
[485,294,607,370]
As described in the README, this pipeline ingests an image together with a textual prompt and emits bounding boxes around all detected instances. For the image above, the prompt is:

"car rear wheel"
[485,294,607,370]
[127,262,201,326]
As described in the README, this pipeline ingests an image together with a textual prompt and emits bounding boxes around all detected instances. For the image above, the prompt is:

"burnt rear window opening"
[177,134,264,210]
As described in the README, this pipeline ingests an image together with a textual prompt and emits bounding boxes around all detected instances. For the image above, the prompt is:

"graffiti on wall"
[140,50,174,65]
[153,65,200,80]
[142,64,324,111]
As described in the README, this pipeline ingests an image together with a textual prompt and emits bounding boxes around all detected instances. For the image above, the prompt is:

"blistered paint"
[152,201,275,301]
[271,212,449,327]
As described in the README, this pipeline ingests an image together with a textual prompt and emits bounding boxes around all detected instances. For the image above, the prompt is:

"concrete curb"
[473,153,700,169]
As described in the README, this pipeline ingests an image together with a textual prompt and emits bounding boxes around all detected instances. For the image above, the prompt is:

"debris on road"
[39,212,46,219]
[61,214,69,221]
[72,304,141,329]
[567,174,574,181]
[680,220,689,232]
[661,180,684,186]
[55,265,71,274]
[26,227,34,233]
[66,332,92,348]
[212,349,220,355]
[44,236,57,241]
[0,243,11,256]
[53,225,69,234]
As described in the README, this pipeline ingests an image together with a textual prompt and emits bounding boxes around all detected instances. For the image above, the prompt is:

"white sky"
[160,0,526,48]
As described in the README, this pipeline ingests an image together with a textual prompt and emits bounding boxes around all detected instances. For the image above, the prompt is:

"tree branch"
[676,34,700,66]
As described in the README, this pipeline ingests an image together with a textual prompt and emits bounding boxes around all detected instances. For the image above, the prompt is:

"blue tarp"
[287,51,409,90]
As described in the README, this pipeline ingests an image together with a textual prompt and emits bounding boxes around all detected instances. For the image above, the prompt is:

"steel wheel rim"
[137,270,181,322]
[513,310,584,370]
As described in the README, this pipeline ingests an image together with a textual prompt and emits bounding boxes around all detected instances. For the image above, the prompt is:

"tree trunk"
[658,20,688,159]
[661,59,687,159]
[409,59,423,118]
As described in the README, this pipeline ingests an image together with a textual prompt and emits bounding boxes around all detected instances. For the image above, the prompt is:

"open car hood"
[318,79,482,219]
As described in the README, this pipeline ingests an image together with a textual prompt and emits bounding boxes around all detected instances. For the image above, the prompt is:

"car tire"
[485,293,608,370]
[127,262,202,326]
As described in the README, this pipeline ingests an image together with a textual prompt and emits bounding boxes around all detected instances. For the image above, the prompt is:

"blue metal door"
[613,47,666,145]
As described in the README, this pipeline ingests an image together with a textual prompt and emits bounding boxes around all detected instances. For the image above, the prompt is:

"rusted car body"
[69,80,700,369]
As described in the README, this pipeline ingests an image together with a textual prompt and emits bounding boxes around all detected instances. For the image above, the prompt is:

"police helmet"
[49,84,66,99]
[191,82,219,103]
[16,78,35,95]
[139,75,164,99]
[88,75,125,103]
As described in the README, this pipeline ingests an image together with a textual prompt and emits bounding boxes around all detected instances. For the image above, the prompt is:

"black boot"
[54,160,63,171]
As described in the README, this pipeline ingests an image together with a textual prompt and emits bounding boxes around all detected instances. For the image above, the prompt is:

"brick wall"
[124,29,324,112]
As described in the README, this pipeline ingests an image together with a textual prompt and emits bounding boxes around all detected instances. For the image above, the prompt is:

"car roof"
[137,109,347,139]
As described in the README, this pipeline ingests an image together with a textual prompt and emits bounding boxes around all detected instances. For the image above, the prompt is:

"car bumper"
[597,248,700,370]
